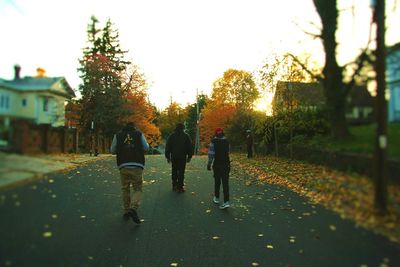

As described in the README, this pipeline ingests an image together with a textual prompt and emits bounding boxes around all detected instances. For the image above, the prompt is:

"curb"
[0,154,113,192]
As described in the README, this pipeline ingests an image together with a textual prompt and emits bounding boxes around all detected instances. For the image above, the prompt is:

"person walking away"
[246,129,253,158]
[111,122,149,224]
[207,127,231,209]
[165,123,193,192]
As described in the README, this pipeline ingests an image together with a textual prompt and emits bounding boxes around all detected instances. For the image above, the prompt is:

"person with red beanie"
[207,127,231,209]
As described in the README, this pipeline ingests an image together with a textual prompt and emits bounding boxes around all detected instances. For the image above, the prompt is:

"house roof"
[274,81,373,108]
[0,76,75,98]
[274,81,325,106]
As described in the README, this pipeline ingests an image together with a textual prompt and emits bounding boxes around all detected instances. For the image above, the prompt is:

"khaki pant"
[119,167,143,211]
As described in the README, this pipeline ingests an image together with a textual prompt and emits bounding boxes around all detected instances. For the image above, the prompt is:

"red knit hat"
[215,127,223,134]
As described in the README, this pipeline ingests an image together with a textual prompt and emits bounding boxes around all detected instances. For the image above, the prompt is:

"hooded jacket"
[165,126,193,160]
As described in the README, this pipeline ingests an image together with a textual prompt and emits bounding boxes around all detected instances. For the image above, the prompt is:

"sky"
[0,0,399,110]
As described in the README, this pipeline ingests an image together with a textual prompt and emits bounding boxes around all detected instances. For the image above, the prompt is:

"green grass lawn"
[307,123,400,160]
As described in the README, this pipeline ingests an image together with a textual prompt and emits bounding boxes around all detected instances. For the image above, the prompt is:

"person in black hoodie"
[207,127,231,209]
[111,122,149,223]
[165,123,193,192]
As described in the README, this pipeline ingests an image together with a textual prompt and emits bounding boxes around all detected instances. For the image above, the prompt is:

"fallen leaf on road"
[42,232,52,238]
[252,263,259,266]
[88,256,94,260]
[76,171,80,174]
[266,244,274,249]
[206,209,211,213]
[257,234,264,237]
[51,214,58,219]
[212,236,220,240]
[231,154,400,244]
[329,224,337,231]
[170,263,178,267]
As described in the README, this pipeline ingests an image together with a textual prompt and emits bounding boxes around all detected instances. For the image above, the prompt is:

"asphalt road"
[0,155,399,267]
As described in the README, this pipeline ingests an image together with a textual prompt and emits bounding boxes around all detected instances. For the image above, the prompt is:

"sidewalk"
[0,152,112,190]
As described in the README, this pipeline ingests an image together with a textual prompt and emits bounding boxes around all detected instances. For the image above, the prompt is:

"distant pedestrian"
[207,127,231,209]
[246,129,253,158]
[165,123,193,192]
[111,122,149,224]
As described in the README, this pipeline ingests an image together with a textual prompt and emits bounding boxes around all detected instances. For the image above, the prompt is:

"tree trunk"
[314,0,350,139]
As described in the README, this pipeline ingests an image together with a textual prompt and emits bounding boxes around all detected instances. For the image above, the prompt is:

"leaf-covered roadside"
[231,153,400,243]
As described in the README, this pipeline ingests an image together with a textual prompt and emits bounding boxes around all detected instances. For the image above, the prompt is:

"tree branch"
[292,21,322,39]
[286,53,324,82]
[343,51,371,96]
[343,17,375,96]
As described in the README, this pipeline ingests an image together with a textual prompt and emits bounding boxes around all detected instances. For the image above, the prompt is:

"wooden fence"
[9,120,111,155]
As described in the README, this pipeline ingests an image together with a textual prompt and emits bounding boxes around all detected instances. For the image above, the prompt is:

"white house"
[0,65,75,146]
[387,43,400,122]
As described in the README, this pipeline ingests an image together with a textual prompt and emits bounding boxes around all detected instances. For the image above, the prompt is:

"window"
[43,98,48,112]
[0,94,10,111]
[22,98,27,107]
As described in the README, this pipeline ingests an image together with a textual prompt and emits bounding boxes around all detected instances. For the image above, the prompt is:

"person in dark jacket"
[111,122,149,224]
[246,129,253,158]
[165,123,193,192]
[207,127,231,209]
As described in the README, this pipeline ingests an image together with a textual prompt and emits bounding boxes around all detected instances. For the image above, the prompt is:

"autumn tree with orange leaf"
[212,69,259,110]
[120,64,161,146]
[199,69,260,153]
[199,100,236,154]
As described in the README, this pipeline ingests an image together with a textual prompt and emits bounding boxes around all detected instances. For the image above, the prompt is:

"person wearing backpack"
[207,127,231,209]
[111,122,149,224]
[165,123,193,192]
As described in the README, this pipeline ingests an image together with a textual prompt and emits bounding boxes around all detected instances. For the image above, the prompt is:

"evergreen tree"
[78,16,130,138]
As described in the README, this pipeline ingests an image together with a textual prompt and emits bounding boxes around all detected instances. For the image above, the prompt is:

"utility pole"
[372,0,388,214]
[195,89,201,155]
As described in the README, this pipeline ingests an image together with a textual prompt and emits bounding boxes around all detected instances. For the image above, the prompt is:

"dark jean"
[213,164,230,202]
[171,158,187,188]
[247,146,253,158]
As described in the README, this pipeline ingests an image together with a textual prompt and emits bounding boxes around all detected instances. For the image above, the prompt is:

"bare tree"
[290,0,374,139]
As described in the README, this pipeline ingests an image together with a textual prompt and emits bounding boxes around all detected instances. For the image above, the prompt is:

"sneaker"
[129,209,141,224]
[123,211,130,221]
[213,196,220,204]
[177,187,185,193]
[219,201,230,209]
